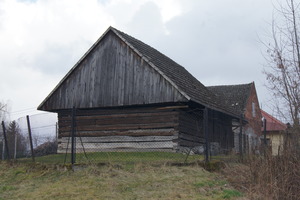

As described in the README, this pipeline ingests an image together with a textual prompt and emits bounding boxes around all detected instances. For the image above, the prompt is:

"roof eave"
[190,99,241,119]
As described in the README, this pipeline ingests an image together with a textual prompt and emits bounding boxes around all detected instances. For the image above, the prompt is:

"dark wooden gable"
[38,30,188,111]
[207,83,253,114]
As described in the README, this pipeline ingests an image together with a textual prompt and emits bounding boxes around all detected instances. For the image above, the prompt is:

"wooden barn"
[38,27,240,154]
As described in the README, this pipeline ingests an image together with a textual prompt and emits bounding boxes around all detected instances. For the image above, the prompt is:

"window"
[252,102,256,117]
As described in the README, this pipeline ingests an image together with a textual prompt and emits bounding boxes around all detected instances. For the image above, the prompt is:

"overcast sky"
[0,0,275,120]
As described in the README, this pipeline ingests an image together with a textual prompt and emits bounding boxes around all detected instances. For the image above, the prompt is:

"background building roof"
[261,110,287,132]
[207,83,252,114]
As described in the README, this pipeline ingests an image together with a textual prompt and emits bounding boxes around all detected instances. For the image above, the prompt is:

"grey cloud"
[147,1,268,86]
[126,1,165,44]
[31,40,91,75]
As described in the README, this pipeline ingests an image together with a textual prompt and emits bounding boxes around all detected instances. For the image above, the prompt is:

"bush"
[247,147,300,200]
[34,141,57,157]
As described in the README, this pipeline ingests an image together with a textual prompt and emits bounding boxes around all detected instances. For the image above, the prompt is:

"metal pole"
[204,107,209,163]
[263,118,267,145]
[1,121,10,160]
[71,107,76,165]
[26,115,35,162]
[55,122,58,143]
[263,118,267,156]
[239,114,243,158]
[14,131,17,160]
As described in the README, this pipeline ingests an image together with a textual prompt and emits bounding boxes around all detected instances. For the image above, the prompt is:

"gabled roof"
[207,83,253,114]
[111,27,239,117]
[261,110,287,132]
[38,26,239,117]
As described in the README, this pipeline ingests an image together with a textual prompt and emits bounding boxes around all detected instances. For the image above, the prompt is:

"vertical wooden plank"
[90,56,96,107]
[118,45,125,106]
[127,50,134,105]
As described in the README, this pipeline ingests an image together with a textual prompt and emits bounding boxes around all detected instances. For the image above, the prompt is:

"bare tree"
[0,101,7,122]
[264,0,300,142]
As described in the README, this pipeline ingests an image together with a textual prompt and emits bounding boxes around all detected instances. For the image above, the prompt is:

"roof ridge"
[207,82,253,88]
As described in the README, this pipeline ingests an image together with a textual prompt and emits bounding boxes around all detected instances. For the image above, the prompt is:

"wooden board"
[59,129,177,137]
[59,141,175,149]
[57,148,176,154]
[59,135,178,143]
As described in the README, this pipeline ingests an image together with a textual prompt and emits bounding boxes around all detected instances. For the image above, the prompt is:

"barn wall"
[41,32,187,111]
[57,105,181,153]
[178,110,204,147]
[208,111,234,153]
[57,105,235,154]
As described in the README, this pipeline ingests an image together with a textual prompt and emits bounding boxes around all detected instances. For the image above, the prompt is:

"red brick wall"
[244,83,262,136]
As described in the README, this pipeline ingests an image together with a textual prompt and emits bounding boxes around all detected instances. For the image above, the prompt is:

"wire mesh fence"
[0,113,57,161]
[0,110,251,166]
[0,110,209,165]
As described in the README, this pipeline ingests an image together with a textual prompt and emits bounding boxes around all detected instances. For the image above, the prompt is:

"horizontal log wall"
[57,106,181,153]
[58,135,178,153]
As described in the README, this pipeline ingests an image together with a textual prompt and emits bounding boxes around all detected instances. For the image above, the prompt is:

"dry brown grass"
[222,147,300,200]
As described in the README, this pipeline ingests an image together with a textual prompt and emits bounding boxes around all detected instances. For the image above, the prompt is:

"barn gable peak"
[38,26,239,118]
[38,27,189,111]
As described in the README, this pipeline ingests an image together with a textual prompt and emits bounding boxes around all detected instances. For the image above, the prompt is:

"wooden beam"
[59,135,178,143]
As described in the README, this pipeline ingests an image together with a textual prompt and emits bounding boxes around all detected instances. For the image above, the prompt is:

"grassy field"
[0,160,245,200]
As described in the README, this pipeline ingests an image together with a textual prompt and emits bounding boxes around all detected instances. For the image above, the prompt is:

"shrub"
[34,141,57,156]
[247,146,300,200]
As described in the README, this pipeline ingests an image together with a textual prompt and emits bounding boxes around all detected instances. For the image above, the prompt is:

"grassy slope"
[0,161,244,200]
[19,152,204,164]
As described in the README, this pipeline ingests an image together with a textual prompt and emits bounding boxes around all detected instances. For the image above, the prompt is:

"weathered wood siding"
[57,105,234,153]
[208,110,234,152]
[57,106,180,153]
[178,110,205,147]
[41,32,187,111]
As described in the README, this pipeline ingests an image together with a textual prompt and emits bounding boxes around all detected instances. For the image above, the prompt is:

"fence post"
[14,131,17,160]
[26,115,35,162]
[1,121,10,161]
[71,107,76,165]
[239,114,243,159]
[55,122,58,143]
[263,118,267,156]
[204,107,209,163]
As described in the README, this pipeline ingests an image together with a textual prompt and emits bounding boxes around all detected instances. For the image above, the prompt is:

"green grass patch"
[222,189,243,199]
